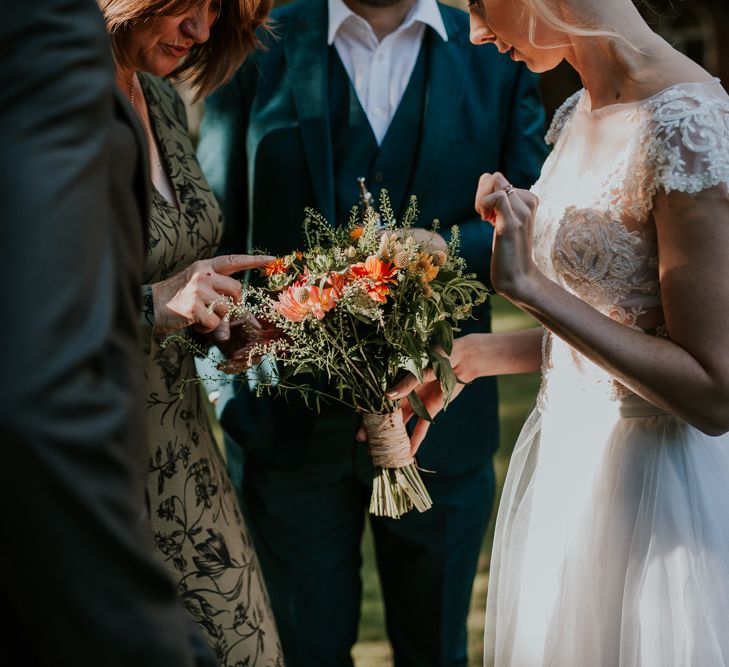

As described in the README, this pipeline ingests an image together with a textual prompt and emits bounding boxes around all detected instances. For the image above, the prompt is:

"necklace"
[129,73,165,174]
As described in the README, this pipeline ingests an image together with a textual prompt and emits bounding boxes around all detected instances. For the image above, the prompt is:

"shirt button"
[373,107,384,117]
[374,171,385,183]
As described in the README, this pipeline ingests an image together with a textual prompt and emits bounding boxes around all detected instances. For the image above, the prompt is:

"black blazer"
[0,1,210,664]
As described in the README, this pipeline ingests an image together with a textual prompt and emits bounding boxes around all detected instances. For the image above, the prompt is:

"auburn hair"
[98,0,271,98]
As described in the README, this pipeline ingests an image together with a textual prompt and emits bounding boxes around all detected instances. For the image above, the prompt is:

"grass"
[353,295,541,666]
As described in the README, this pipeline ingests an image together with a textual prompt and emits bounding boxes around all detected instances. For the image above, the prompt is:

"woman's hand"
[356,336,479,454]
[475,172,541,302]
[355,329,543,453]
[150,254,273,334]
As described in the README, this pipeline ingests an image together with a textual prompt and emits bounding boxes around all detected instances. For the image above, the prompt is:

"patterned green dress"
[138,73,284,667]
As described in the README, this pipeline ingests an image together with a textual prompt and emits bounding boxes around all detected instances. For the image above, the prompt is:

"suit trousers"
[238,429,495,667]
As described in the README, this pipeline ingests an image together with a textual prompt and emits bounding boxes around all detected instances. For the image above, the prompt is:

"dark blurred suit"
[0,1,213,664]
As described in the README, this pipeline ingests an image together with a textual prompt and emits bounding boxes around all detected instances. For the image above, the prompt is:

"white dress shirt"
[328,0,448,145]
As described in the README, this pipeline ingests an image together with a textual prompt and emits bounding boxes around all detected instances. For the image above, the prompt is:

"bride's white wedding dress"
[485,79,729,667]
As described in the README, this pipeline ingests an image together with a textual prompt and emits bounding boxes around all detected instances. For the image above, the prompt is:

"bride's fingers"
[409,419,432,455]
[385,368,437,401]
[475,172,511,222]
[191,303,221,333]
[478,188,519,229]
[400,397,415,424]
[210,253,276,276]
[355,424,367,442]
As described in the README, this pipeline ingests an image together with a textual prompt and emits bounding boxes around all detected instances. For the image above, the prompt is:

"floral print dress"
[138,73,283,667]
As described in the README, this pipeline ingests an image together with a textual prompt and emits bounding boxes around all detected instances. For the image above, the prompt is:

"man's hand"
[402,227,448,252]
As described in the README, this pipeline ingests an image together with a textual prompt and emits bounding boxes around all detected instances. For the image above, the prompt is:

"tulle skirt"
[485,390,729,667]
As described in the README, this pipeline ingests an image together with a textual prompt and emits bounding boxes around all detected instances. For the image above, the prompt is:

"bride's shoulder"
[545,90,583,146]
[642,78,729,117]
[641,80,729,196]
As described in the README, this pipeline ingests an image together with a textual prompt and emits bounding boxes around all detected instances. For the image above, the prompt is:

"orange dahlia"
[349,256,398,303]
[263,257,288,277]
[325,271,348,297]
[274,279,341,322]
[274,286,311,322]
[307,285,339,319]
[416,255,439,283]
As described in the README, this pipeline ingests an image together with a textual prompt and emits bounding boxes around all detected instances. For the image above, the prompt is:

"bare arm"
[480,173,729,436]
[455,328,544,380]
[374,327,543,451]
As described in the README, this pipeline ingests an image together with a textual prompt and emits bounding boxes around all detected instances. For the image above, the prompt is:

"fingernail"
[385,390,398,399]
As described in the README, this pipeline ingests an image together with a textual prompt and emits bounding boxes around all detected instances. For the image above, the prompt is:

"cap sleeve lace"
[545,90,582,146]
[644,82,729,198]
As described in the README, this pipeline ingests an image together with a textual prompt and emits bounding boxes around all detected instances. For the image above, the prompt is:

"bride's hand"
[355,337,476,454]
[475,172,541,302]
[150,254,273,334]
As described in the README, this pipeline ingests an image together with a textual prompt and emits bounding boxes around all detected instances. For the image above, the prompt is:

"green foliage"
[224,191,488,417]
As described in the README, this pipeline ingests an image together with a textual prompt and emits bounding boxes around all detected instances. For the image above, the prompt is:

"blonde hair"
[98,0,271,98]
[521,0,639,50]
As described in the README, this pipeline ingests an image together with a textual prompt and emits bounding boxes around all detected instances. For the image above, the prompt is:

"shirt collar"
[327,0,448,45]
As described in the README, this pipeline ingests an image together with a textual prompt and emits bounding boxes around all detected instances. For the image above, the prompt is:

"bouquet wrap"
[363,409,432,518]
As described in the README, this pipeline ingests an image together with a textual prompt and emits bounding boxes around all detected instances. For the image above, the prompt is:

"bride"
[386,0,729,664]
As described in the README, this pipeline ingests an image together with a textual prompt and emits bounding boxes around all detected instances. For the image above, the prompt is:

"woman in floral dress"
[98,1,284,664]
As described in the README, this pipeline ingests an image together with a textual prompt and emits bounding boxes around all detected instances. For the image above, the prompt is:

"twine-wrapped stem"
[362,409,433,519]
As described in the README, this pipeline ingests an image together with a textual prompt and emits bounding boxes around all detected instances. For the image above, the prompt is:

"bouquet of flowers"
[218,188,487,519]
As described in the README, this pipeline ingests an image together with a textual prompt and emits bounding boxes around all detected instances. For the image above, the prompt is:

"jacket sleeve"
[0,3,202,665]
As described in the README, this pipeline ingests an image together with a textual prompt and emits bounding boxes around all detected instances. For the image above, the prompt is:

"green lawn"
[352,295,541,666]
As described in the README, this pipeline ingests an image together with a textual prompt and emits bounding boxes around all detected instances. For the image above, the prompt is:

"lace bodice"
[533,79,729,405]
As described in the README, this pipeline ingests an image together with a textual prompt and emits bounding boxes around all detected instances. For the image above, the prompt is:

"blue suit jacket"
[199,0,548,475]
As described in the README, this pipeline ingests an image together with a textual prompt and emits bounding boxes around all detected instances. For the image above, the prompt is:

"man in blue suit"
[198,0,547,664]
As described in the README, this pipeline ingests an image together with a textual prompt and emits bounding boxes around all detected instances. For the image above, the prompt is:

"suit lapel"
[410,14,469,198]
[282,3,336,224]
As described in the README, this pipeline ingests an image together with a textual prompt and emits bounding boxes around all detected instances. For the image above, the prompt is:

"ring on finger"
[503,184,515,196]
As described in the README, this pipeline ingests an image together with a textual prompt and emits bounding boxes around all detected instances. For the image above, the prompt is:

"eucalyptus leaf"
[400,356,424,384]
[429,349,458,410]
[433,320,454,355]
[407,389,432,423]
